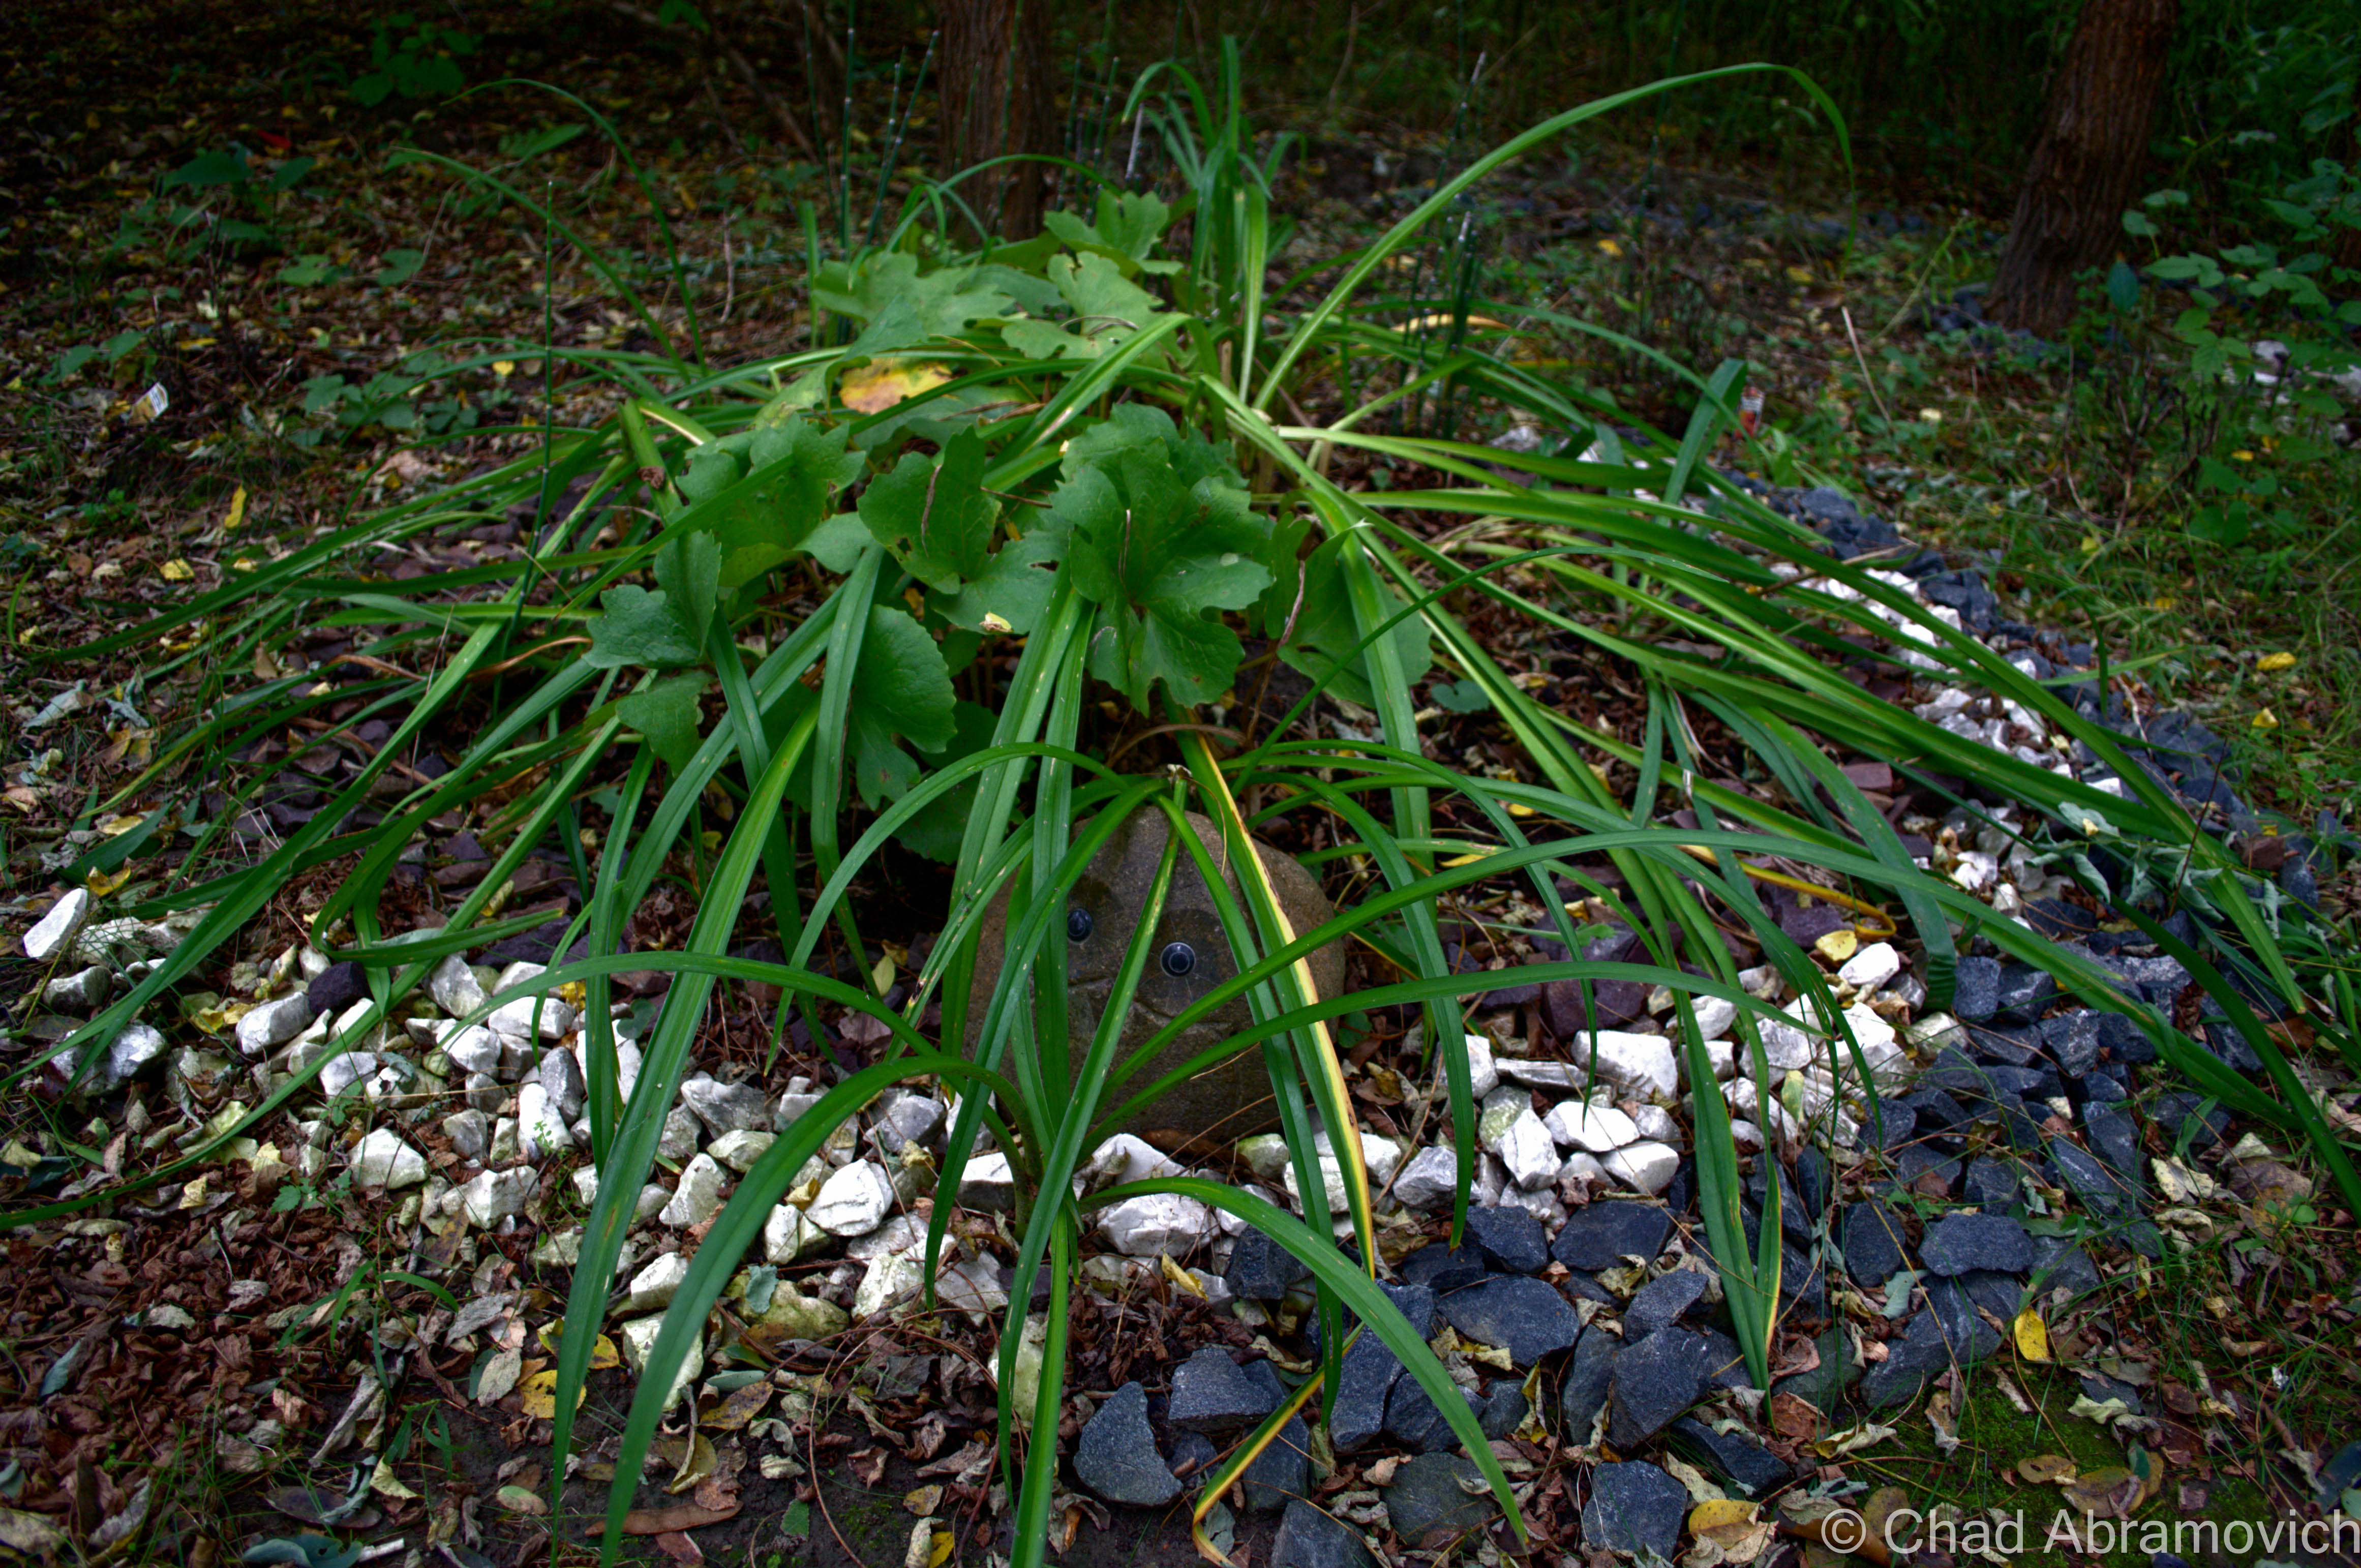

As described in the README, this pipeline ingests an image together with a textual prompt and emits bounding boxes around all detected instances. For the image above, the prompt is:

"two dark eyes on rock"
[1066,908,1196,978]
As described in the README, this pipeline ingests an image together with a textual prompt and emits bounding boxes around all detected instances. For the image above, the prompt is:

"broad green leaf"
[843,606,956,807]
[935,531,1063,636]
[857,428,1000,592]
[895,701,999,861]
[1055,445,1272,709]
[1042,190,1180,277]
[617,673,708,769]
[812,252,1015,357]
[1264,532,1432,709]
[1003,254,1167,360]
[654,530,722,649]
[1060,402,1237,491]
[674,412,865,587]
[583,586,702,670]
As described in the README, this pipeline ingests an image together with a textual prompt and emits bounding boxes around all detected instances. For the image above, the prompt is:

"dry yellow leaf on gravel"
[841,359,951,414]
[85,866,133,898]
[1691,1499,1759,1532]
[1814,928,1858,962]
[2012,1308,2051,1362]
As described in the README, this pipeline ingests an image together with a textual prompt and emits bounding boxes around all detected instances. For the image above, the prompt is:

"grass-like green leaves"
[16,52,2353,1568]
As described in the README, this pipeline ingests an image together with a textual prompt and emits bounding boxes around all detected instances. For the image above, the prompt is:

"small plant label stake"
[128,383,169,424]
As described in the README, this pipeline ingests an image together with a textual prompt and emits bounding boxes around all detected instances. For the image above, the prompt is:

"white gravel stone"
[1700,1039,1737,1081]
[679,1076,769,1137]
[517,1082,571,1160]
[89,1022,167,1088]
[1095,1192,1215,1257]
[318,1051,385,1098]
[463,1072,502,1112]
[1392,1145,1463,1213]
[621,1251,689,1313]
[616,1316,701,1410]
[853,1250,927,1318]
[659,1154,729,1227]
[442,1109,490,1163]
[442,1024,503,1077]
[1602,1140,1679,1195]
[428,953,487,1019]
[1837,942,1903,993]
[1630,1105,1684,1145]
[1545,1102,1640,1153]
[1760,1000,1824,1071]
[489,994,575,1041]
[536,1047,587,1121]
[763,1203,828,1264]
[958,1151,1016,1213]
[1082,1133,1181,1190]
[1492,1105,1560,1190]
[1235,1134,1292,1183]
[455,1166,538,1226]
[350,1129,427,1190]
[1683,996,1740,1041]
[1728,1120,1766,1154]
[709,1129,776,1172]
[1495,1056,1590,1093]
[235,994,316,1059]
[1282,1131,1402,1213]
[1575,1031,1681,1101]
[1458,1032,1501,1099]
[42,966,112,1012]
[871,1090,945,1152]
[846,1212,955,1264]
[809,1160,895,1236]
[1556,1150,1610,1187]
[493,960,546,994]
[658,1106,702,1161]
[1498,1183,1567,1228]
[22,889,90,961]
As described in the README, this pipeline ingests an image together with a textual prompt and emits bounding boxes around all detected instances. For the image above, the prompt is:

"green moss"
[1844,1364,2278,1568]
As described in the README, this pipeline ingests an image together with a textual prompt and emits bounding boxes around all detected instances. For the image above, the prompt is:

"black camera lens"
[1067,907,1093,942]
[1159,942,1196,977]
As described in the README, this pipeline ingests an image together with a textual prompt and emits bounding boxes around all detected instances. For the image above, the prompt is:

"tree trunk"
[1987,0,2178,336]
[937,0,1054,242]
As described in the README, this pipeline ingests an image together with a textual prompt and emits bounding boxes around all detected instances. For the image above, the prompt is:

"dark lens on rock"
[1160,942,1196,977]
[1067,907,1093,942]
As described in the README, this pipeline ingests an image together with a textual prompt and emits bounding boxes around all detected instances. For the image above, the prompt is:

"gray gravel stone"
[1606,1329,1713,1448]
[1582,1462,1688,1558]
[1918,1213,2032,1276]
[1168,1347,1280,1434]
[1671,1415,1793,1497]
[538,1047,587,1122]
[2083,1110,2142,1180]
[1242,1415,1311,1511]
[1224,1227,1312,1301]
[1861,1309,1962,1407]
[22,889,91,962]
[1384,1376,1484,1454]
[1272,1498,1377,1568]
[1073,1382,1179,1506]
[1770,1326,1858,1413]
[1840,1200,1909,1287]
[1964,1156,2022,1214]
[2029,1235,2103,1298]
[1623,1270,1708,1337]
[1550,1201,1671,1272]
[1384,1452,1497,1546]
[1464,1204,1549,1274]
[1559,1325,1618,1441]
[1434,1275,1581,1367]
[679,1076,769,1138]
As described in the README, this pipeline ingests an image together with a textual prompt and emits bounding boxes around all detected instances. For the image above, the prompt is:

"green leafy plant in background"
[106,143,317,265]
[9,50,2357,1568]
[351,12,479,106]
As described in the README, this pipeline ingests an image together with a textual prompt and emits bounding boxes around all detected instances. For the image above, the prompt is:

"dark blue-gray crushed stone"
[1273,1498,1378,1568]
[1242,1415,1312,1512]
[1559,1325,1619,1439]
[1624,1270,1710,1337]
[1552,1201,1672,1272]
[1464,1204,1551,1275]
[1435,1275,1581,1367]
[1168,1346,1281,1433]
[1671,1414,1794,1497]
[1074,1381,1181,1506]
[1582,1462,1689,1558]
[1383,1451,1499,1545]
[1919,1213,2032,1275]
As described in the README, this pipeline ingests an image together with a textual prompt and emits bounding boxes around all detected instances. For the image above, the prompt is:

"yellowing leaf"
[223,485,248,531]
[2152,595,2176,611]
[1159,1254,1206,1299]
[2018,1454,2077,1485]
[2252,708,2279,730]
[928,1530,955,1568]
[2257,651,2295,673]
[519,1369,581,1419]
[592,1333,621,1371]
[96,813,147,836]
[85,866,133,898]
[1784,264,1814,284]
[2012,1308,2051,1362]
[370,1457,420,1500]
[2079,531,2102,553]
[159,558,194,582]
[904,1485,944,1516]
[1691,1500,1760,1532]
[493,359,516,377]
[840,359,952,415]
[1597,238,1624,257]
[1814,928,1859,963]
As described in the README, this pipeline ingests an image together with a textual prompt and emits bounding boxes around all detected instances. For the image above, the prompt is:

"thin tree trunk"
[1987,0,2178,336]
[939,0,1055,242]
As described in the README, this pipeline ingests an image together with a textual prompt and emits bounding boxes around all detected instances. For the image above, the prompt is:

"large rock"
[1551,1201,1671,1272]
[962,809,1345,1143]
[1434,1276,1580,1367]
[1272,1498,1378,1568]
[1384,1452,1498,1546]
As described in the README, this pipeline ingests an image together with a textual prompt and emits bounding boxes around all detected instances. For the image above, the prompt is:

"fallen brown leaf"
[601,1502,741,1536]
